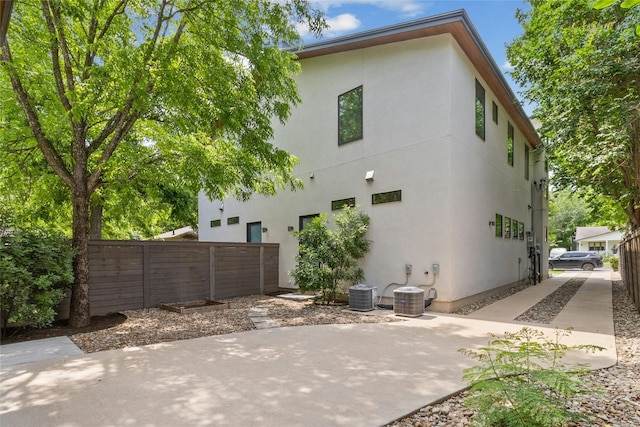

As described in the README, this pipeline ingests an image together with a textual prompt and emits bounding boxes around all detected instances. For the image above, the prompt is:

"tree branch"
[40,0,73,113]
[0,43,75,190]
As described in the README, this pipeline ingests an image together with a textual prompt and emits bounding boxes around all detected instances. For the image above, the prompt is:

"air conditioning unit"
[393,286,424,317]
[349,284,377,311]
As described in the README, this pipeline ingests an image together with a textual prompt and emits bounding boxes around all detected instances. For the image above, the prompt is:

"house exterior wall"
[577,231,623,256]
[198,26,546,311]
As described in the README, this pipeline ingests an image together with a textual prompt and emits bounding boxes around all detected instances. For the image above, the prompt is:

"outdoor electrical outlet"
[432,263,440,274]
[405,264,412,275]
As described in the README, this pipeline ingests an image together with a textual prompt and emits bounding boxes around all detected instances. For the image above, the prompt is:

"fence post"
[143,243,151,308]
[210,245,216,300]
[260,246,265,295]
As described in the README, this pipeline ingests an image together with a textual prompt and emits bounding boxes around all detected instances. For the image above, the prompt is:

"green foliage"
[593,0,640,35]
[460,327,605,427]
[0,0,326,325]
[507,0,640,230]
[609,256,620,270]
[290,206,371,304]
[548,189,593,249]
[0,214,74,334]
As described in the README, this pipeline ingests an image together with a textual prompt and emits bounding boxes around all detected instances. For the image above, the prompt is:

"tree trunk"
[89,203,103,240]
[69,187,91,328]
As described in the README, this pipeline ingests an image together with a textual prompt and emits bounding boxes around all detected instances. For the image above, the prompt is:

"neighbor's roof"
[294,9,541,148]
[575,226,614,241]
[154,226,198,240]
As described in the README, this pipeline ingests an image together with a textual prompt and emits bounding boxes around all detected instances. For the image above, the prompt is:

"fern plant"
[459,327,605,427]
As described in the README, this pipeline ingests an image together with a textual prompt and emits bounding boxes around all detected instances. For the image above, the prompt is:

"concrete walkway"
[0,271,617,426]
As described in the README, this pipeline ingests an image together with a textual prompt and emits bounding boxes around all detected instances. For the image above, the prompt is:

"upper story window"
[338,86,363,145]
[507,122,514,166]
[492,101,498,124]
[475,79,485,140]
[524,144,530,180]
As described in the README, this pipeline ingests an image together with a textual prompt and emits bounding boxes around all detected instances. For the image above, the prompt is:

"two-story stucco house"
[198,10,549,312]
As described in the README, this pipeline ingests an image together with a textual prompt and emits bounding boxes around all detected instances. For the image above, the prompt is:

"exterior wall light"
[365,170,375,181]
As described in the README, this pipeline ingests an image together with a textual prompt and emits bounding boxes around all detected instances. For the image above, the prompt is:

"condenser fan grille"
[349,284,377,311]
[393,286,424,317]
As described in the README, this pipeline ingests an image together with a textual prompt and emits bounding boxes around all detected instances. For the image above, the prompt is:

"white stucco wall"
[198,33,545,309]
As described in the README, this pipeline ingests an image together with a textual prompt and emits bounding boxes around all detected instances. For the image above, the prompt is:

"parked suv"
[548,251,603,271]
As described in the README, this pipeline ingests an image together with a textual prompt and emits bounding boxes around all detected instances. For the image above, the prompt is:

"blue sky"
[301,0,532,112]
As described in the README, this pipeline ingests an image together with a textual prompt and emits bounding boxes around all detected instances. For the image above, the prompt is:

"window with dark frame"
[372,190,402,205]
[504,216,511,238]
[519,222,525,240]
[338,86,363,145]
[299,214,320,231]
[512,219,518,239]
[475,79,485,140]
[247,222,262,243]
[507,122,514,166]
[495,214,503,237]
[525,144,530,180]
[331,197,356,211]
[210,219,221,228]
[227,216,239,225]
[492,101,498,124]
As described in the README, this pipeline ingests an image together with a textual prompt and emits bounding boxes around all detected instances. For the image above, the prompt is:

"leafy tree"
[507,0,640,230]
[594,0,640,35]
[548,189,593,250]
[1,212,75,335]
[0,0,325,327]
[460,327,604,427]
[290,207,371,304]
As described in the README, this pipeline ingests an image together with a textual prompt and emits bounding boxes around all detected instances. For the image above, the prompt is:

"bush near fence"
[57,241,279,318]
[619,229,640,313]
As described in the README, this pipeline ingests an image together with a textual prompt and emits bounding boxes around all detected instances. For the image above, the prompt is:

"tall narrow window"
[475,80,485,140]
[524,144,530,180]
[247,222,262,243]
[492,101,498,124]
[338,86,363,145]
[507,122,514,166]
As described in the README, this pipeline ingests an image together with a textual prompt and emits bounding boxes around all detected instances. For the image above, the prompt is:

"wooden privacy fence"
[619,229,640,313]
[57,241,279,318]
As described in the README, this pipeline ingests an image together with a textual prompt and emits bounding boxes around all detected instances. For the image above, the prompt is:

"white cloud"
[315,1,430,18]
[297,12,361,38]
[502,61,515,71]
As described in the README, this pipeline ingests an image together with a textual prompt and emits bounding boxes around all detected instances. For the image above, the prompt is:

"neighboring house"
[198,10,548,312]
[575,226,623,256]
[154,226,198,241]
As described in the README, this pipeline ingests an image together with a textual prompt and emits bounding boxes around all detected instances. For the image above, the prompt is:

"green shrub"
[1,226,75,334]
[460,327,604,427]
[609,256,619,271]
[289,206,370,304]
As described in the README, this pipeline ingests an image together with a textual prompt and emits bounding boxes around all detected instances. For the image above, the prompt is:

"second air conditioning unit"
[393,286,424,317]
[349,284,377,311]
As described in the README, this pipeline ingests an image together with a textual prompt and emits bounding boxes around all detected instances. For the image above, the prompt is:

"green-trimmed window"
[338,86,363,145]
[372,190,401,205]
[475,79,485,140]
[507,122,514,166]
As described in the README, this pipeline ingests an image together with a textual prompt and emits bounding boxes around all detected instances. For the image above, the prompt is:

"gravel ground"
[69,295,399,353]
[388,278,640,427]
